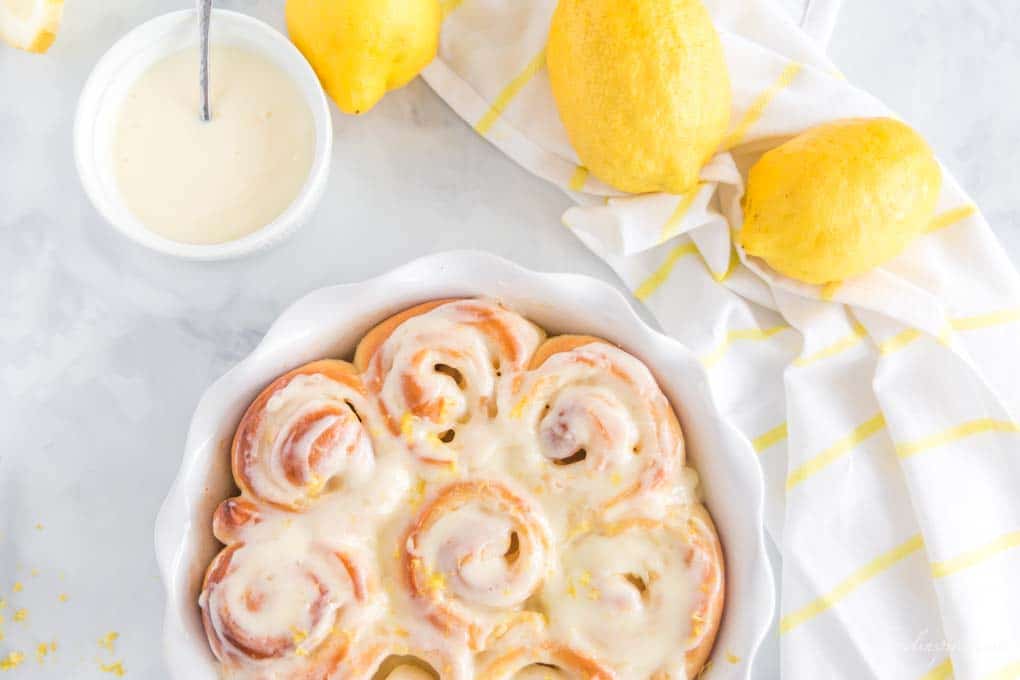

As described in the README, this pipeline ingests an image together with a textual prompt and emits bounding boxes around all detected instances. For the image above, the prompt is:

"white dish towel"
[423,0,1020,678]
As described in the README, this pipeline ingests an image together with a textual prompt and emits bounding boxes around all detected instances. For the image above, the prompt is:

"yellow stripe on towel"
[981,658,1020,680]
[918,658,954,680]
[752,422,788,454]
[931,530,1020,578]
[709,244,741,283]
[780,534,924,634]
[794,322,867,367]
[878,328,923,355]
[786,413,886,491]
[660,186,702,243]
[951,307,1020,331]
[820,281,842,301]
[896,418,1020,459]
[721,63,803,150]
[634,242,700,301]
[927,205,976,233]
[567,166,588,191]
[701,326,791,369]
[475,47,547,135]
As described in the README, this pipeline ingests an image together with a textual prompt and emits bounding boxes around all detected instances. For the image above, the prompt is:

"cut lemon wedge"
[1,0,63,53]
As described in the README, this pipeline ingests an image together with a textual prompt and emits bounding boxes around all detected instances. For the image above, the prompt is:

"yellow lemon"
[740,117,942,284]
[1,0,63,53]
[286,0,440,115]
[547,0,731,195]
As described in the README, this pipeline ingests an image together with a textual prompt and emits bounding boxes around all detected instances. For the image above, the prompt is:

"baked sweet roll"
[339,636,471,680]
[541,506,724,679]
[231,359,376,511]
[507,336,685,521]
[355,299,544,468]
[475,613,615,679]
[199,536,382,679]
[198,298,725,679]
[402,481,554,650]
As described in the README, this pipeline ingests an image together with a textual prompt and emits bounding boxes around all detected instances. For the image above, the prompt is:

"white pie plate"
[154,250,775,679]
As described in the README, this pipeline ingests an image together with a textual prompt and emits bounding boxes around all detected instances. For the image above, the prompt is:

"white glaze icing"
[237,372,374,509]
[200,300,721,680]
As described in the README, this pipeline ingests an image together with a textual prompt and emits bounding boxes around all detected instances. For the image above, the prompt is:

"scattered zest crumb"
[12,609,27,623]
[58,594,70,603]
[34,524,44,531]
[0,652,25,671]
[98,631,119,652]
[35,642,49,663]
[11,583,22,594]
[726,652,741,664]
[99,661,126,676]
[30,568,40,577]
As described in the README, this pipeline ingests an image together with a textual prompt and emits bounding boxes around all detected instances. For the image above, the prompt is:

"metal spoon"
[198,0,212,122]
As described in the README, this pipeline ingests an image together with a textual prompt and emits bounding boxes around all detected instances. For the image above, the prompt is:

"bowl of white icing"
[75,9,332,260]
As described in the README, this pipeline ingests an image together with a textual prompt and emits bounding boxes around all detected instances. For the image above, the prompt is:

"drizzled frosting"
[200,299,724,680]
[232,361,375,510]
[358,299,544,467]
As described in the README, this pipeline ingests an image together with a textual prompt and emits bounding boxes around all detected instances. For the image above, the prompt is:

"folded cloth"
[422,0,1020,678]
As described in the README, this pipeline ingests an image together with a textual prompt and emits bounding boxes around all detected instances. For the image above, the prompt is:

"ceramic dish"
[154,251,775,678]
[74,9,332,260]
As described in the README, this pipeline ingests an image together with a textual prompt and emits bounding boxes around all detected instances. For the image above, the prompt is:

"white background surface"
[1,1,1018,678]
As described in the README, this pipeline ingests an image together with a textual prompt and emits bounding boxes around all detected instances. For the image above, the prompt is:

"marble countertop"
[1,0,1018,677]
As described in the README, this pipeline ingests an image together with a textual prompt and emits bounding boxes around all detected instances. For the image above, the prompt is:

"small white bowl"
[154,251,776,679]
[74,9,332,260]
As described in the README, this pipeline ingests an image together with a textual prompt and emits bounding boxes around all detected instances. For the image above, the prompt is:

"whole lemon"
[286,0,440,115]
[740,118,942,285]
[546,0,731,195]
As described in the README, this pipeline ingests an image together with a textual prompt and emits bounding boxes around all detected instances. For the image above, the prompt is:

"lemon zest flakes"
[400,413,416,441]
[305,474,326,498]
[34,524,44,531]
[58,594,69,603]
[566,580,577,598]
[427,571,447,593]
[610,472,622,485]
[726,652,741,664]
[0,652,25,671]
[36,642,49,663]
[567,520,591,540]
[98,632,119,652]
[12,609,27,623]
[291,627,309,656]
[11,583,22,594]
[99,661,126,676]
[510,396,528,420]
[0,598,5,609]
[578,571,592,586]
[408,477,427,508]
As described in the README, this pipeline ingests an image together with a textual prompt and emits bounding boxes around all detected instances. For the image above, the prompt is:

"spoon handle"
[198,0,212,121]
